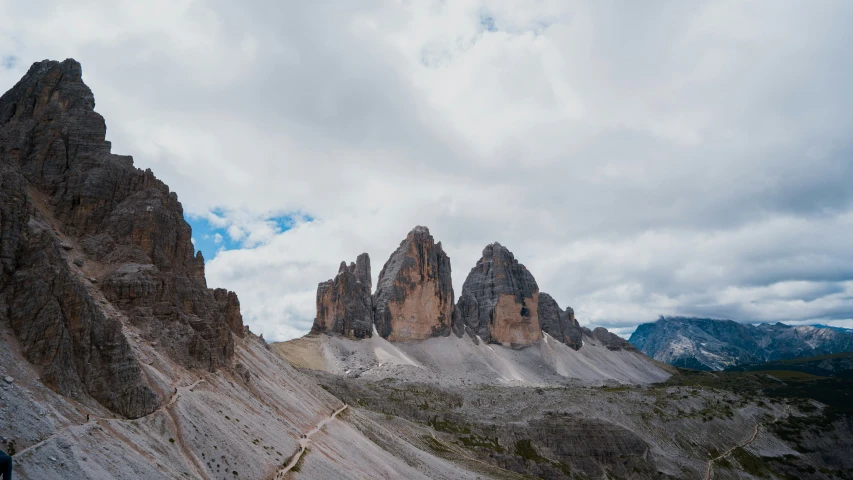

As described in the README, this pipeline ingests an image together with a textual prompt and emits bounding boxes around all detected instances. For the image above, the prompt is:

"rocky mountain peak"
[583,327,638,352]
[0,59,244,418]
[353,252,371,289]
[454,242,541,347]
[538,292,583,350]
[312,253,374,339]
[373,226,454,341]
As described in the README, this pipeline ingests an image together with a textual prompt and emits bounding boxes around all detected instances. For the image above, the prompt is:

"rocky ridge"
[538,292,583,350]
[583,326,639,352]
[310,230,617,351]
[307,231,647,378]
[0,59,244,418]
[629,316,853,370]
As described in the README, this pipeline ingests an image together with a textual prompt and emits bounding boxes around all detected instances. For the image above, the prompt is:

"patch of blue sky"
[479,14,497,32]
[185,211,313,262]
[2,55,18,69]
[267,214,310,234]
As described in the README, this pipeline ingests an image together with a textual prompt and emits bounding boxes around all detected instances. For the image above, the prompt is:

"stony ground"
[273,331,672,389]
[0,321,492,479]
[307,369,853,479]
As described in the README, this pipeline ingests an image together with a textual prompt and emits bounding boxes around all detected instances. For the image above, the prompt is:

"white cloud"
[4,1,853,341]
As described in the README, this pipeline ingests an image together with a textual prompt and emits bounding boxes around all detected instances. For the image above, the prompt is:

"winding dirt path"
[704,407,789,480]
[274,404,348,479]
[163,379,208,478]
[13,379,205,459]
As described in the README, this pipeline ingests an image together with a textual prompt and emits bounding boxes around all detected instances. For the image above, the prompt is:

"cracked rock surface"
[374,226,454,341]
[0,59,243,417]
[312,253,374,339]
[455,242,541,347]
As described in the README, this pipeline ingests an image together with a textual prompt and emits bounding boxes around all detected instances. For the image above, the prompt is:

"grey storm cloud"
[2,0,853,340]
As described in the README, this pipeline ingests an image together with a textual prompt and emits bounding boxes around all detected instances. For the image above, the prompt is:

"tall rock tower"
[373,226,454,341]
[312,253,374,339]
[455,243,541,347]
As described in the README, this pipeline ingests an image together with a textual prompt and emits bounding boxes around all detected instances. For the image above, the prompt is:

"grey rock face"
[455,243,541,347]
[582,326,639,352]
[312,253,374,339]
[538,293,583,350]
[0,59,244,417]
[373,226,454,341]
[630,316,853,370]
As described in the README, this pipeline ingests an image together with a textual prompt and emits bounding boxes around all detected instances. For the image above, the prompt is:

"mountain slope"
[273,329,671,387]
[0,59,494,480]
[630,316,853,371]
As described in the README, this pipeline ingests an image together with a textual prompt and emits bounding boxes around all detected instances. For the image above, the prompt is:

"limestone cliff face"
[538,293,583,350]
[0,59,244,417]
[373,226,454,341]
[455,243,541,347]
[312,253,373,339]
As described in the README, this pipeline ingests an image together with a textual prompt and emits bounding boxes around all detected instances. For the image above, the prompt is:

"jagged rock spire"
[373,226,454,341]
[455,242,541,347]
[312,253,374,339]
[538,292,583,350]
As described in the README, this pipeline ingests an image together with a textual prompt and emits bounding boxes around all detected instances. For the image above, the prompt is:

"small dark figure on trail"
[87,414,90,422]
[0,448,12,479]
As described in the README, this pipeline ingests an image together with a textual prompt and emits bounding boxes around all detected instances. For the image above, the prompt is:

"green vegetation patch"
[513,439,572,476]
[429,417,471,435]
[514,439,548,464]
[458,434,505,453]
[291,447,309,473]
[731,448,772,478]
[423,436,453,454]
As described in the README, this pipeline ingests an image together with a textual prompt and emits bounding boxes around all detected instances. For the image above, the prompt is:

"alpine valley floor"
[273,332,853,479]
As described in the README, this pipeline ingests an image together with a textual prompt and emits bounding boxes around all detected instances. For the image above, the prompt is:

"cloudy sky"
[2,1,853,340]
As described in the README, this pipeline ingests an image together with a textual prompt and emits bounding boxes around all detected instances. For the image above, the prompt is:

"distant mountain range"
[628,317,853,371]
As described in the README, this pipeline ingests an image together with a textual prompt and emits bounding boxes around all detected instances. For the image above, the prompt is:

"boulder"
[373,226,454,341]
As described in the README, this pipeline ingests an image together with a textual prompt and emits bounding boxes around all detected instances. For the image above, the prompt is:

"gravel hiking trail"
[704,406,790,480]
[275,404,349,479]
[13,379,206,459]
